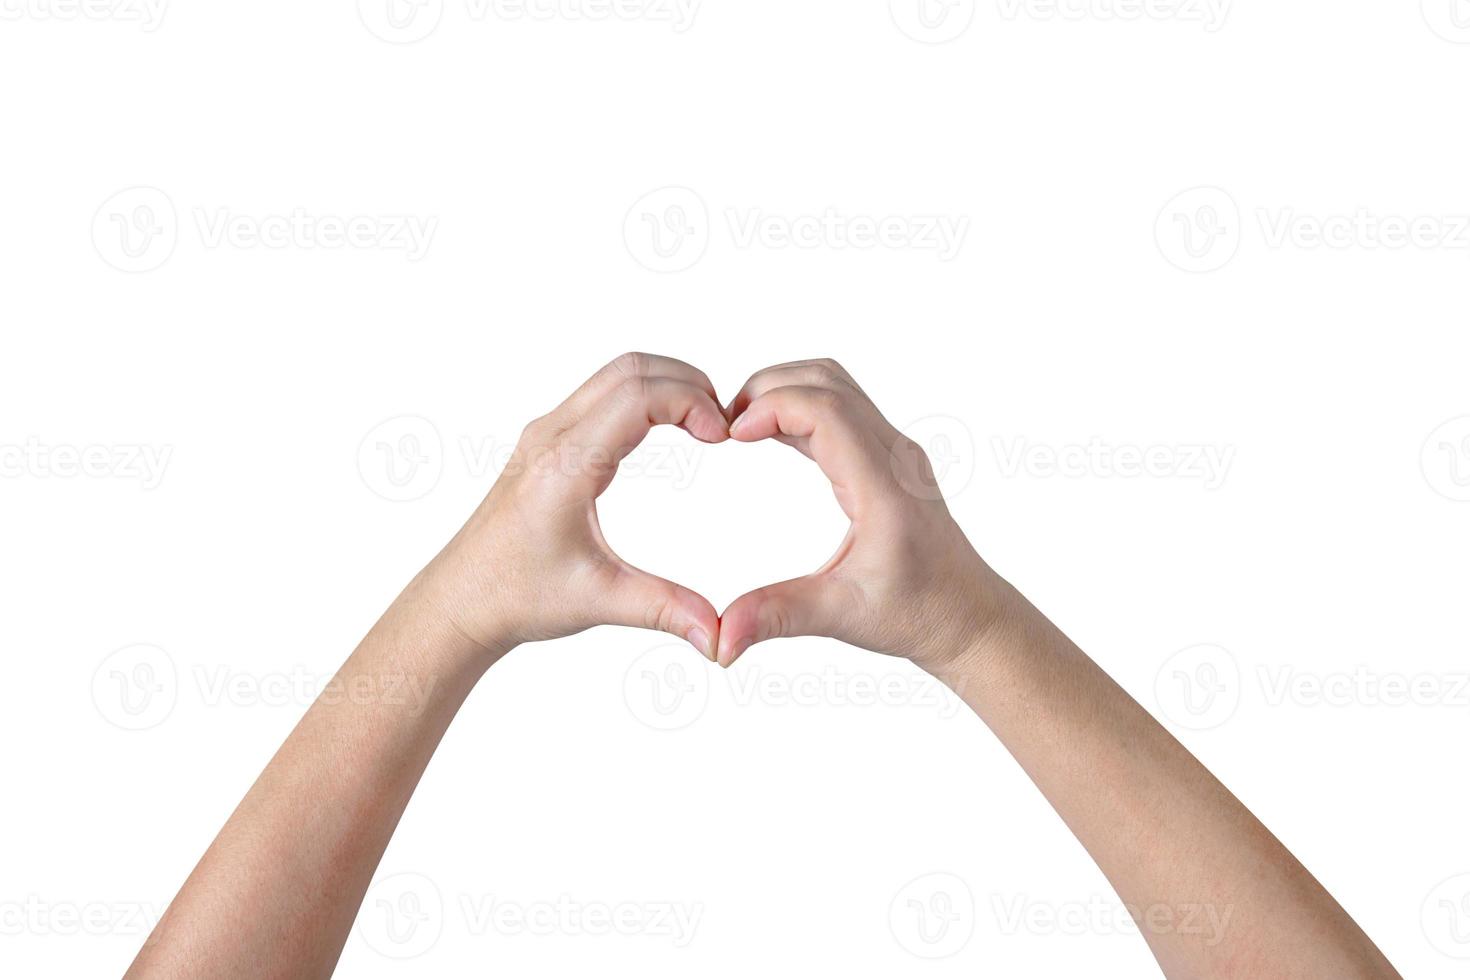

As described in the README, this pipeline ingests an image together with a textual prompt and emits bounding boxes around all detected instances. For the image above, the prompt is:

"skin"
[718,357,1400,979]
[125,354,1400,979]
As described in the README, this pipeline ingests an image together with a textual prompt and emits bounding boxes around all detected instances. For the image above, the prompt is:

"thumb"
[717,574,840,668]
[599,563,721,663]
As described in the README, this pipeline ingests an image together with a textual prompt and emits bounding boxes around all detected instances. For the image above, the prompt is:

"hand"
[419,353,728,662]
[717,358,1012,672]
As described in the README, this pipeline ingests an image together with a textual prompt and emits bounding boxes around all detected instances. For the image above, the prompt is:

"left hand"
[417,352,729,663]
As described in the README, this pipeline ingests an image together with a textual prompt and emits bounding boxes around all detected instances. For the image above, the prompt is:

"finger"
[725,358,867,421]
[563,376,729,494]
[551,353,719,430]
[599,562,721,662]
[716,574,844,667]
[727,384,888,518]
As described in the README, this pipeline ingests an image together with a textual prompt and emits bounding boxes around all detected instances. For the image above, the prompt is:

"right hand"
[716,358,1014,674]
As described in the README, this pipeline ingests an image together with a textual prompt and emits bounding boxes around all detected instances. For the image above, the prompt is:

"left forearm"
[123,354,821,976]
[126,354,729,977]
[126,574,506,979]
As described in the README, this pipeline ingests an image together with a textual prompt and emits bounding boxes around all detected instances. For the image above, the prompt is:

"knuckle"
[803,365,841,388]
[763,601,789,642]
[641,593,677,634]
[518,415,550,443]
[803,385,845,413]
[816,357,847,376]
[616,374,651,402]
[741,370,771,395]
[893,432,924,460]
[889,433,941,495]
[612,351,647,378]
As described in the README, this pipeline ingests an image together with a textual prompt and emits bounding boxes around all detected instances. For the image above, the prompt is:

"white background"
[3,0,1469,976]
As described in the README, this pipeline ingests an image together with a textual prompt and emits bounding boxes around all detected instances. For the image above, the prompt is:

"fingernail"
[727,411,748,436]
[688,628,712,661]
[719,636,751,669]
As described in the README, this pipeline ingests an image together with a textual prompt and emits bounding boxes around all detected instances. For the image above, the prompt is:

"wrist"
[910,570,1032,688]
[396,563,519,675]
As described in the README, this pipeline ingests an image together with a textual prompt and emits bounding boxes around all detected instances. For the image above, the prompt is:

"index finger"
[728,384,891,520]
[724,357,867,421]
[551,352,720,430]
[562,376,729,496]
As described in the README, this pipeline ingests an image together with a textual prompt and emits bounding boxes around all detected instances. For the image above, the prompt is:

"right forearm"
[705,356,1395,976]
[930,584,1399,979]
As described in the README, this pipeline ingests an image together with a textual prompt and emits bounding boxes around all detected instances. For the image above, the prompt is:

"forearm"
[710,358,1399,975]
[930,583,1399,979]
[125,354,730,978]
[126,572,508,979]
